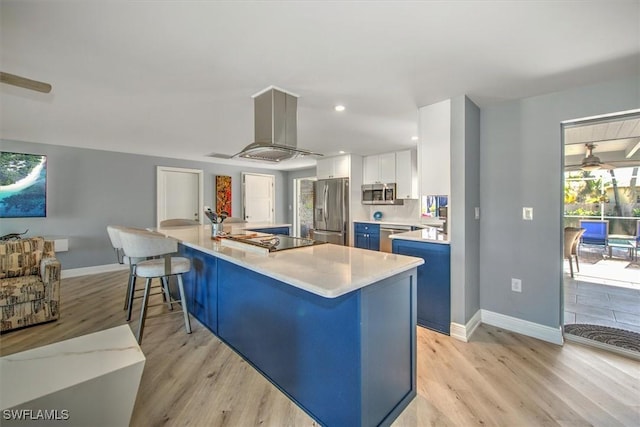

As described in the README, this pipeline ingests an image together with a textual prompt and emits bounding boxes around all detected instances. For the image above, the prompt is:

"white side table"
[1,325,145,426]
[43,236,69,252]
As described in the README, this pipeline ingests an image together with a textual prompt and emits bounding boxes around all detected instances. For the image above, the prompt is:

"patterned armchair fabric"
[0,237,61,332]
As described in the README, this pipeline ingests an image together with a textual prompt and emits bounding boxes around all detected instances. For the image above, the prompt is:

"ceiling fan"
[0,71,52,93]
[578,143,615,171]
[565,142,640,171]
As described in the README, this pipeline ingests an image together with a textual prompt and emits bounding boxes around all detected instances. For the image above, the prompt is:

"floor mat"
[564,324,640,353]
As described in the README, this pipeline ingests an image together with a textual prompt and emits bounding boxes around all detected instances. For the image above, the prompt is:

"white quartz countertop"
[191,222,291,232]
[389,228,450,245]
[238,222,292,229]
[354,220,425,228]
[156,225,424,299]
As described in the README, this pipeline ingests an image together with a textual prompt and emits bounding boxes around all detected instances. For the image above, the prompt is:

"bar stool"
[119,229,192,343]
[106,225,143,311]
[159,219,200,227]
[107,226,172,320]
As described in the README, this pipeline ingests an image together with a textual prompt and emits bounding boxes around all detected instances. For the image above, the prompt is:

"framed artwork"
[0,152,47,218]
[216,175,232,215]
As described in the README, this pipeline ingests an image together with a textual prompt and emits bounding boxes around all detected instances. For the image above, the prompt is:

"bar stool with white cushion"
[107,225,172,320]
[159,219,200,227]
[107,225,145,311]
[119,230,192,343]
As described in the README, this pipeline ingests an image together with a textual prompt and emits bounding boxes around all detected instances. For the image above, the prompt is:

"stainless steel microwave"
[361,183,404,205]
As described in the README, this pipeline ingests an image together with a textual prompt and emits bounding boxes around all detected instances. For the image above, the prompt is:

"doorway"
[561,110,640,356]
[293,177,316,238]
[156,166,203,228]
[242,173,274,223]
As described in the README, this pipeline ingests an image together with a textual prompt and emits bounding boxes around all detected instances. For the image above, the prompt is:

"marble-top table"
[1,325,145,426]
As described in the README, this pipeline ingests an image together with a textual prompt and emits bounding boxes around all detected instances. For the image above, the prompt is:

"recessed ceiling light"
[411,136,418,141]
[334,105,345,112]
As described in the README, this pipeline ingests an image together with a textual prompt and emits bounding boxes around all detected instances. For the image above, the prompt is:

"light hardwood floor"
[1,270,638,426]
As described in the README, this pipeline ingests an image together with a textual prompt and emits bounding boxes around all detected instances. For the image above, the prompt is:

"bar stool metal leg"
[176,274,191,334]
[161,277,174,310]
[124,264,136,310]
[136,277,153,344]
[126,272,138,322]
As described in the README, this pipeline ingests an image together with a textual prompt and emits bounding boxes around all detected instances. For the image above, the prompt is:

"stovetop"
[225,234,326,252]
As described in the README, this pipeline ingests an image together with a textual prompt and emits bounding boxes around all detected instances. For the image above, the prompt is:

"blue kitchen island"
[158,225,423,427]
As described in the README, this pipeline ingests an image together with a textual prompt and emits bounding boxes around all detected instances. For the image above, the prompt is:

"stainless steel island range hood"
[233,86,322,162]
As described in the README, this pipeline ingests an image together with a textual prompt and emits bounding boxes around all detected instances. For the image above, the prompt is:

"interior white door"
[157,166,203,227]
[243,173,274,223]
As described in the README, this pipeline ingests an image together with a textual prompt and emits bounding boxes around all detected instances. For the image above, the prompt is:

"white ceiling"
[1,0,639,171]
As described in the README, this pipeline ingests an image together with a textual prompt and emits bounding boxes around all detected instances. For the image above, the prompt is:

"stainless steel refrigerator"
[312,178,349,245]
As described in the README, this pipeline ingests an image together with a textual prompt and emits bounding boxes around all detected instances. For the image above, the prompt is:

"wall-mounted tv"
[0,152,47,218]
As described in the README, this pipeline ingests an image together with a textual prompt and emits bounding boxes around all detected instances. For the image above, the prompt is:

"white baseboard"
[450,309,482,342]
[481,309,564,345]
[62,263,128,279]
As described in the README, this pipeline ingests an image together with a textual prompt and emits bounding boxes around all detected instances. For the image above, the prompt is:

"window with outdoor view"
[564,167,640,235]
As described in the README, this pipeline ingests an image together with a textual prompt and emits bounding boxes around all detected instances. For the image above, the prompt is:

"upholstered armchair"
[0,237,61,332]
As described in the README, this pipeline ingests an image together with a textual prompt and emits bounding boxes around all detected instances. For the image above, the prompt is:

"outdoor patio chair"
[564,227,585,278]
[578,219,609,254]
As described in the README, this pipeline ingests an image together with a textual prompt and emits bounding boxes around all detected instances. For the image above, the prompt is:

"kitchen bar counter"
[390,227,450,245]
[229,221,291,230]
[157,224,423,298]
[156,224,420,426]
[354,219,426,228]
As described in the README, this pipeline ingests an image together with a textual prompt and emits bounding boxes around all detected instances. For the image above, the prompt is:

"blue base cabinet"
[178,245,218,333]
[354,222,380,251]
[246,226,290,236]
[177,243,417,426]
[392,239,450,335]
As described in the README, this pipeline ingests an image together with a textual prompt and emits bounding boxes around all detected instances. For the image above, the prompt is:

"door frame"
[156,166,204,228]
[560,108,640,352]
[242,172,275,222]
[293,176,317,237]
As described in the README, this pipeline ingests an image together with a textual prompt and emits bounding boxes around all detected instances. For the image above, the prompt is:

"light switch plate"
[523,207,533,220]
[475,207,480,220]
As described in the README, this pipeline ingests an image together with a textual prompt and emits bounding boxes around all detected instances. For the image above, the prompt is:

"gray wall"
[450,95,481,325]
[479,77,639,328]
[0,140,287,269]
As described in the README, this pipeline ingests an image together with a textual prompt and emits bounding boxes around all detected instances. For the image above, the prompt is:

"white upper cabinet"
[363,150,417,199]
[363,156,379,184]
[316,155,350,179]
[418,99,451,196]
[378,153,396,183]
[363,152,396,184]
[395,149,418,199]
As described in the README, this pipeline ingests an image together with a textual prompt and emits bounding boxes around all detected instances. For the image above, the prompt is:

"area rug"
[564,324,640,353]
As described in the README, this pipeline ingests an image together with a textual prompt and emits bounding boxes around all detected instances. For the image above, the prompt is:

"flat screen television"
[0,152,47,218]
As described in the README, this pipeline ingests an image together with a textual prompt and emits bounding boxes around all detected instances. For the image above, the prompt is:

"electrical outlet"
[511,278,522,292]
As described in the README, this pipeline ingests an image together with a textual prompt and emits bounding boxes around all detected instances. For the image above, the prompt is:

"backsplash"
[363,199,421,223]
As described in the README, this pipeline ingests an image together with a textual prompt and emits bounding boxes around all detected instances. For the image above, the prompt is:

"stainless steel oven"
[380,225,411,253]
[361,183,403,205]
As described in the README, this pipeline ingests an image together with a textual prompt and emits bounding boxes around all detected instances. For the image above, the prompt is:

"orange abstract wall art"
[216,175,232,215]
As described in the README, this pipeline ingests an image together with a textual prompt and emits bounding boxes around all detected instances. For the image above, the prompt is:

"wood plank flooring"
[1,270,638,426]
